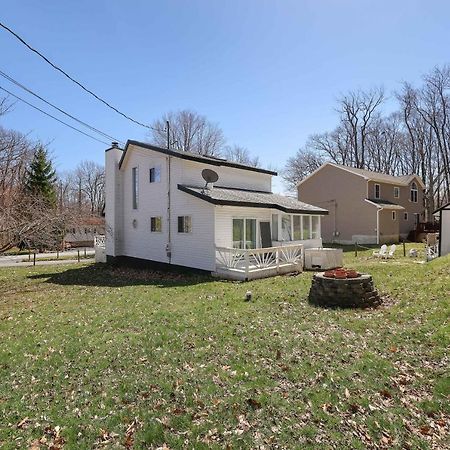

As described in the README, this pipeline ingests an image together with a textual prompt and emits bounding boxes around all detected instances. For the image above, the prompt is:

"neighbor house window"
[132,167,138,209]
[394,186,400,198]
[293,215,302,240]
[404,212,408,221]
[232,218,256,249]
[281,214,292,241]
[149,166,161,183]
[374,184,380,199]
[392,211,396,221]
[271,214,279,241]
[410,182,418,203]
[311,216,320,239]
[150,216,162,232]
[178,216,192,233]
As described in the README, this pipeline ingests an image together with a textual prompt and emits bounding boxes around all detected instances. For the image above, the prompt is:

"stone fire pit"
[308,268,381,308]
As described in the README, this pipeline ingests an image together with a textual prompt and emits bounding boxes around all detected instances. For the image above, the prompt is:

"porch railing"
[215,243,304,278]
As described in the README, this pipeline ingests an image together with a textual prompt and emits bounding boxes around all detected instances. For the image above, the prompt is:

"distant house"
[64,216,105,248]
[434,202,450,257]
[105,141,328,279]
[297,163,425,244]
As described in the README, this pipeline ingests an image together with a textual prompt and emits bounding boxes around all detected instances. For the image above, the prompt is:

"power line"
[0,69,122,144]
[0,85,110,145]
[0,21,161,132]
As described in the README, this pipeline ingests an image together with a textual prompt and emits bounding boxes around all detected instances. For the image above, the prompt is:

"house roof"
[117,140,278,176]
[178,185,328,215]
[365,199,405,210]
[298,162,425,188]
[433,201,450,214]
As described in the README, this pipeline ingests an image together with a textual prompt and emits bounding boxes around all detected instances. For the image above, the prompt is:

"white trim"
[394,186,400,198]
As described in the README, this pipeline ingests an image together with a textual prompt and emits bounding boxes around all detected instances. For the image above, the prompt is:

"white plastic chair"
[373,244,387,258]
[386,244,396,259]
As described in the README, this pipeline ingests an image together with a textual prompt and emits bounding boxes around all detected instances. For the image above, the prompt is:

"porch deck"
[214,243,304,281]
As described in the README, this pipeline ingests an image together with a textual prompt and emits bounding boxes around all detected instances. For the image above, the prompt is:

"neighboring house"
[434,202,450,257]
[105,141,328,279]
[64,216,105,248]
[297,163,425,244]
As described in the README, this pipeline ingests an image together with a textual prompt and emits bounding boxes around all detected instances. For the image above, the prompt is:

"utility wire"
[0,85,110,145]
[0,69,122,144]
[0,21,162,132]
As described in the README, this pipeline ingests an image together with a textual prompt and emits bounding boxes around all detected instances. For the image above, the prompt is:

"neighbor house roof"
[178,185,328,214]
[117,140,277,176]
[298,162,425,188]
[365,199,405,210]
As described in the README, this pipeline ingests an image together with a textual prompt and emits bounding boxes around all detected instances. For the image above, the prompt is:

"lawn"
[0,245,448,449]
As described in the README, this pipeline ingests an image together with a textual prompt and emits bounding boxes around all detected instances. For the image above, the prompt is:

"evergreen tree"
[25,146,57,204]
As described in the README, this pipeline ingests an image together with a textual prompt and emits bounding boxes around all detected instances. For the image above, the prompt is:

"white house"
[105,140,328,280]
[434,202,450,257]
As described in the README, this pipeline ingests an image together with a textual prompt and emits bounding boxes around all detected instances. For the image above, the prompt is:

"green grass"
[0,244,449,449]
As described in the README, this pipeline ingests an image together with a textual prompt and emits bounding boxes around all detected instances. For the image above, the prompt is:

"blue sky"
[1,0,449,192]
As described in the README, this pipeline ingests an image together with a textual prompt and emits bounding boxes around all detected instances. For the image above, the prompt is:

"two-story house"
[297,163,425,244]
[105,141,328,280]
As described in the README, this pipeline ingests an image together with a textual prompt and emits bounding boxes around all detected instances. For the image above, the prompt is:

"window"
[404,212,408,221]
[410,182,418,203]
[178,216,192,233]
[392,211,396,221]
[281,214,292,241]
[293,215,302,240]
[394,186,400,198]
[271,214,279,241]
[374,183,380,199]
[303,215,311,239]
[311,216,320,239]
[232,218,256,249]
[151,216,162,232]
[132,167,139,209]
[149,166,161,183]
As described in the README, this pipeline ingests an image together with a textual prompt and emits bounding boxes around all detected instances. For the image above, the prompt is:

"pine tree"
[25,146,57,205]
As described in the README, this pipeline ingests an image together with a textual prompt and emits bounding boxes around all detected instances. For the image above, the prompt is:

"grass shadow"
[27,263,214,288]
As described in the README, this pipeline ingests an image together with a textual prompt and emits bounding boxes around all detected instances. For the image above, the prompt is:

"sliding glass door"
[232,218,257,249]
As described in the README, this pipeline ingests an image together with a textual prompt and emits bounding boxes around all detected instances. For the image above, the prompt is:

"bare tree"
[225,145,260,167]
[282,147,324,192]
[149,110,226,157]
[73,161,105,215]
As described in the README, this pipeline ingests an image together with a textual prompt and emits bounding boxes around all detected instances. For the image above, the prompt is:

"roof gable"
[298,162,425,188]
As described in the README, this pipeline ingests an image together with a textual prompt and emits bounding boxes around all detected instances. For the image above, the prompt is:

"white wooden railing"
[215,243,304,279]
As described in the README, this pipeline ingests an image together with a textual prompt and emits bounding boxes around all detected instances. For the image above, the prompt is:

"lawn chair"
[385,244,396,259]
[373,244,387,258]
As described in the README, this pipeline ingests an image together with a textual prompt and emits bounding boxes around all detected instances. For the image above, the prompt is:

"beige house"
[297,163,425,244]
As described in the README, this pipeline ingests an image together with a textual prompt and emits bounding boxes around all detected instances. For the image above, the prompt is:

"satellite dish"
[202,169,219,184]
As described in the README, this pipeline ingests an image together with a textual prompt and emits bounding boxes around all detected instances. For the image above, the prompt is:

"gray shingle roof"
[178,185,328,214]
[119,141,277,175]
[365,198,405,210]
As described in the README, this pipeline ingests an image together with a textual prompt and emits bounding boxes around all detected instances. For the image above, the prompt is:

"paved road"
[0,248,95,268]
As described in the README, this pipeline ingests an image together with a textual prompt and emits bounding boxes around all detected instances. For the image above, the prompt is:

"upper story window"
[410,182,418,203]
[374,184,380,199]
[394,186,400,198]
[178,216,192,233]
[149,166,161,183]
[132,167,139,209]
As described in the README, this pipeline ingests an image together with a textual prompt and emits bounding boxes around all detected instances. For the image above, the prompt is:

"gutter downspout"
[376,207,383,245]
[166,155,172,263]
